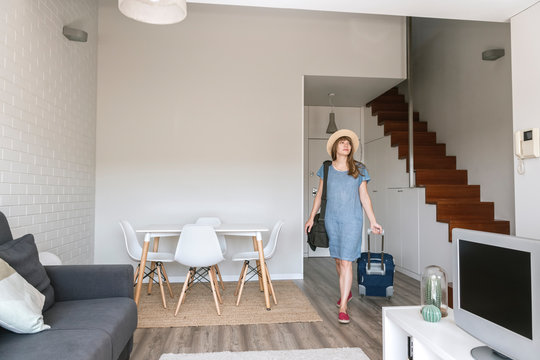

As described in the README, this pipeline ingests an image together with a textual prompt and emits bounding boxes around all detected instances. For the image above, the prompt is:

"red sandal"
[338,312,350,324]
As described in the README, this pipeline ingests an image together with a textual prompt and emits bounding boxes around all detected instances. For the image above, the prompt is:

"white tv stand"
[383,306,485,360]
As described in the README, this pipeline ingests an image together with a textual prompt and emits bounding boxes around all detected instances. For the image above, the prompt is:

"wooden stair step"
[391,131,436,146]
[382,87,399,96]
[416,169,468,185]
[367,87,511,245]
[448,220,510,242]
[371,102,409,115]
[366,94,405,107]
[398,144,446,159]
[436,200,494,222]
[384,121,427,135]
[425,185,481,204]
[407,155,456,172]
[377,111,419,123]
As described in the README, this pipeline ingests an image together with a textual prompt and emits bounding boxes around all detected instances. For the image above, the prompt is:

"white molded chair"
[195,217,227,255]
[195,217,226,289]
[120,220,174,308]
[38,252,62,265]
[174,224,225,316]
[231,220,284,306]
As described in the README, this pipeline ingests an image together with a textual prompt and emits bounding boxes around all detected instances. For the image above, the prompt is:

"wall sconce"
[326,93,338,134]
[63,26,88,42]
[482,49,505,61]
[118,0,187,25]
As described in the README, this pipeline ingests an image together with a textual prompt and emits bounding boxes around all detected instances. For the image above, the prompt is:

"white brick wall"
[0,0,98,264]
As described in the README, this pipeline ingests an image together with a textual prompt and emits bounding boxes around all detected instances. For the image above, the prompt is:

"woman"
[305,129,382,324]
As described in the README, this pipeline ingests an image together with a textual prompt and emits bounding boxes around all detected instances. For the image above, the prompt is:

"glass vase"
[421,265,448,318]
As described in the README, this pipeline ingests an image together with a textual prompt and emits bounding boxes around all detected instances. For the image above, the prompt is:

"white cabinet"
[385,189,401,262]
[364,137,419,272]
[385,188,421,277]
[383,306,484,360]
[371,185,452,281]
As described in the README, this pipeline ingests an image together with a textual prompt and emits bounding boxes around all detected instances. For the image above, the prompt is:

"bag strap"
[319,160,331,221]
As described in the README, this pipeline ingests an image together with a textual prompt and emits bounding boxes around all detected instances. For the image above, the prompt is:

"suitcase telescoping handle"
[367,228,385,271]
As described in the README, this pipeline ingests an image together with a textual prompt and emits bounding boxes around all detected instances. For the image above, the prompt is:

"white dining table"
[134,224,272,310]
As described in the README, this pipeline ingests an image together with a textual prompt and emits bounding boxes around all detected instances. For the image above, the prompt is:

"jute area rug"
[137,280,322,328]
[159,348,370,360]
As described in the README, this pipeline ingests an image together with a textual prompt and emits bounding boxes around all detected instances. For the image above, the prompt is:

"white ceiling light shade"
[118,0,187,25]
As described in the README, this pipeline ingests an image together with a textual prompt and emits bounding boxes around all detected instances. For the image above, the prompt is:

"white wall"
[410,18,515,232]
[96,1,405,280]
[0,0,97,264]
[511,3,540,240]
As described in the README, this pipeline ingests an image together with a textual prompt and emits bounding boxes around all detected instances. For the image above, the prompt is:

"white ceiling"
[304,77,403,107]
[189,0,540,23]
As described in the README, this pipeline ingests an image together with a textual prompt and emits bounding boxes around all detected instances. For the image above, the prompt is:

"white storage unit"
[386,188,420,277]
[383,306,484,360]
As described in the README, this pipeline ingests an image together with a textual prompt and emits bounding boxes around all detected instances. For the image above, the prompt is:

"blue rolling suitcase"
[357,229,395,298]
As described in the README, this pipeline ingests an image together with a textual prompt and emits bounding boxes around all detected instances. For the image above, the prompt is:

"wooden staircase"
[367,88,510,242]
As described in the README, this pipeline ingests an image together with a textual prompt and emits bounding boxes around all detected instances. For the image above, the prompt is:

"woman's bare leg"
[338,260,353,313]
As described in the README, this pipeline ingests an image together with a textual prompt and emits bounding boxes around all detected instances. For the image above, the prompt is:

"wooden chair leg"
[252,237,264,291]
[175,269,193,316]
[265,265,277,305]
[188,267,196,288]
[156,265,167,308]
[147,236,161,294]
[160,263,174,298]
[255,260,263,291]
[235,261,248,296]
[147,261,156,294]
[214,264,225,290]
[134,264,140,285]
[209,268,221,316]
[211,266,223,304]
[236,262,249,306]
[183,268,198,304]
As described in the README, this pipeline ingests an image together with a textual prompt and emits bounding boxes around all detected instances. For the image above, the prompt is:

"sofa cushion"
[0,234,55,311]
[0,258,50,333]
[44,297,137,360]
[0,212,13,246]
[0,328,112,360]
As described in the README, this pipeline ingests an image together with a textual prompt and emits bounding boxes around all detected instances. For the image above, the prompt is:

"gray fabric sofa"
[0,213,138,360]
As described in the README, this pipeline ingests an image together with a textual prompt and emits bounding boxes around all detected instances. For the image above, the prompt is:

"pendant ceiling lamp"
[119,0,187,25]
[326,93,338,134]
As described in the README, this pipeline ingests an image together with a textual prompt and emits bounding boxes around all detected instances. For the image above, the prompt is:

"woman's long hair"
[331,136,365,179]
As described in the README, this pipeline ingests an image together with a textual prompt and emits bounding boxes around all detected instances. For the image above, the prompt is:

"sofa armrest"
[45,264,134,301]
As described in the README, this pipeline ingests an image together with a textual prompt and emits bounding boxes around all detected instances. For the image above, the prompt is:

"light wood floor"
[131,257,420,360]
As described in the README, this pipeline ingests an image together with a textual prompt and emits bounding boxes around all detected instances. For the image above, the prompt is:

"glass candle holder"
[421,265,448,318]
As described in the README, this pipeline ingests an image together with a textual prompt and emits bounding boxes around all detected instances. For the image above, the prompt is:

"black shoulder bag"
[307,160,331,251]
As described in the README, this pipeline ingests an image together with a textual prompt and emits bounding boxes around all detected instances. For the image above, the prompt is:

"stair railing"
[407,17,415,187]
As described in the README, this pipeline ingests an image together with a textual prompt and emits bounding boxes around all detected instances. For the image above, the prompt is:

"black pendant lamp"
[326,93,338,134]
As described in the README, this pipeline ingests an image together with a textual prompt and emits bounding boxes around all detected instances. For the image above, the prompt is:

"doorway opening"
[302,75,402,257]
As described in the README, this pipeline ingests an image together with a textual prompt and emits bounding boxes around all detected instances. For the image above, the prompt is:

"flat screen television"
[453,229,540,360]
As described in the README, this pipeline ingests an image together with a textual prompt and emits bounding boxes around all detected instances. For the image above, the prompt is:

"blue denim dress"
[317,163,370,261]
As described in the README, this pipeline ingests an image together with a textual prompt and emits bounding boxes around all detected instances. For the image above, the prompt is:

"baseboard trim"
[164,273,303,283]
[395,266,421,281]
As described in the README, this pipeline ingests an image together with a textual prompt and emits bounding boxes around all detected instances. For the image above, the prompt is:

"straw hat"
[326,129,360,156]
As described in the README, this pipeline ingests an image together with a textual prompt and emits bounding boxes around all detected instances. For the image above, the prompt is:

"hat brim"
[326,129,360,156]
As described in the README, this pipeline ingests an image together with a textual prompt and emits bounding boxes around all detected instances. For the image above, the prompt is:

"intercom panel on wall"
[515,128,540,159]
